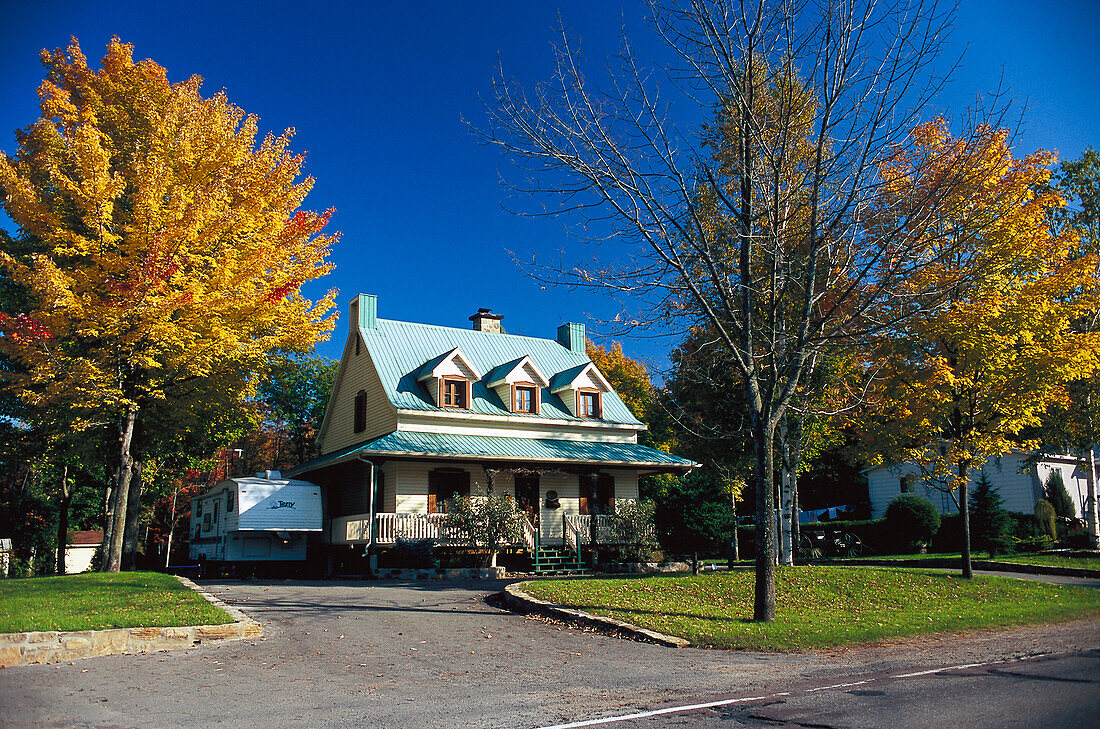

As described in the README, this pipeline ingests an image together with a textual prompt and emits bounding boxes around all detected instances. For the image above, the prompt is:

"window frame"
[511,382,540,414]
[440,377,470,409]
[577,388,602,419]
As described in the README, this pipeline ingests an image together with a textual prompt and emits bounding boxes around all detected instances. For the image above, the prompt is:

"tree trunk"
[55,465,71,575]
[730,489,740,563]
[778,422,794,566]
[105,407,138,573]
[165,487,178,570]
[122,461,144,571]
[691,551,699,575]
[959,459,973,579]
[791,471,801,564]
[1085,448,1099,550]
[753,417,777,622]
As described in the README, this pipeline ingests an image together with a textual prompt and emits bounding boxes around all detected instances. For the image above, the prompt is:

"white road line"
[891,659,1009,678]
[805,680,872,692]
[535,692,791,729]
[539,653,1058,729]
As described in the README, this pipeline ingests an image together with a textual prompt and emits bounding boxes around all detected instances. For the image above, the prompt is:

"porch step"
[531,547,585,575]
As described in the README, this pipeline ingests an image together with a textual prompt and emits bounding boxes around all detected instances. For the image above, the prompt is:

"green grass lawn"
[993,554,1100,571]
[839,552,1100,572]
[0,571,234,633]
[521,566,1100,651]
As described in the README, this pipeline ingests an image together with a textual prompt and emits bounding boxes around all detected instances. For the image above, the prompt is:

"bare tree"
[477,0,1003,621]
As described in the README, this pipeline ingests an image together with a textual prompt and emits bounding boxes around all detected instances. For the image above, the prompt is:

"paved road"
[0,578,1097,729]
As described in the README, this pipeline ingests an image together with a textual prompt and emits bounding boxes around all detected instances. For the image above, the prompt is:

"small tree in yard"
[445,494,522,568]
[655,472,736,574]
[884,495,941,554]
[969,471,1011,557]
[1035,499,1058,541]
[1044,470,1078,520]
[611,499,659,563]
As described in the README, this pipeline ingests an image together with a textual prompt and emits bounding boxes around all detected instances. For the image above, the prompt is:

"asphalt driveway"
[1,578,1097,729]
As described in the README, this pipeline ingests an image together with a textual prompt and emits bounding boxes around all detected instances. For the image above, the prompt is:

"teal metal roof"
[289,431,696,474]
[360,319,643,425]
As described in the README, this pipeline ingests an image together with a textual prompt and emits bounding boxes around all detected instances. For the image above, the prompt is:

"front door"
[515,475,540,529]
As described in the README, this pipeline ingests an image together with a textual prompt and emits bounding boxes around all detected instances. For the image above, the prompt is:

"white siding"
[391,461,490,513]
[867,453,1052,518]
[319,334,398,454]
[1036,459,1090,517]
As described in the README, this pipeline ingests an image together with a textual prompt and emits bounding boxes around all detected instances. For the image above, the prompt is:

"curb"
[503,582,690,648]
[0,576,261,669]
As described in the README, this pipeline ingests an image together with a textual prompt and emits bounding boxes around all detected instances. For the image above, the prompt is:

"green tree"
[654,471,736,574]
[884,495,941,553]
[969,471,1011,557]
[256,354,338,467]
[1044,470,1077,520]
[445,494,522,568]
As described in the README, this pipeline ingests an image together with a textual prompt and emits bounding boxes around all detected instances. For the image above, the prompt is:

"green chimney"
[557,322,585,355]
[351,293,377,332]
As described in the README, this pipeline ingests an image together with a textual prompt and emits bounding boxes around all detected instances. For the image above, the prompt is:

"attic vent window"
[354,390,368,433]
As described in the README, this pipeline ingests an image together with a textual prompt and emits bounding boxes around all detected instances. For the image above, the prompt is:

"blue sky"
[1,1,1097,371]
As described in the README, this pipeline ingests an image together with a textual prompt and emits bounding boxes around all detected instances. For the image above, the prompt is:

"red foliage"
[0,313,53,344]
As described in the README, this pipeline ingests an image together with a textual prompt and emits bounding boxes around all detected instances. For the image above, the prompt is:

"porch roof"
[288,430,696,474]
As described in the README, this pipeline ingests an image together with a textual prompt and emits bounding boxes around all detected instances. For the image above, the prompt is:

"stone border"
[0,576,261,669]
[503,582,690,648]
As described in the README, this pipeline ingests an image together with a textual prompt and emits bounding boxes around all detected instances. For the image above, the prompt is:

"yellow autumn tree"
[860,120,1100,577]
[0,38,337,571]
[585,341,654,422]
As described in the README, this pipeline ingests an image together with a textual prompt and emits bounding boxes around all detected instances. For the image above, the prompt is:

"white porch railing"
[375,513,468,545]
[564,514,616,545]
[520,515,538,551]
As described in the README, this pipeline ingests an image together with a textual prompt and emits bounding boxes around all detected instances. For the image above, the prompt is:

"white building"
[864,451,1093,518]
[287,295,695,569]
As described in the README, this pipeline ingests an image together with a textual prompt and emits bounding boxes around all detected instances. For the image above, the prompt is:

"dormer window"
[442,377,469,408]
[514,384,538,414]
[416,348,481,409]
[484,355,549,415]
[550,362,612,419]
[578,390,602,418]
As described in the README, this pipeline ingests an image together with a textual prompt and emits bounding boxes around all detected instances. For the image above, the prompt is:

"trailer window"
[226,491,234,511]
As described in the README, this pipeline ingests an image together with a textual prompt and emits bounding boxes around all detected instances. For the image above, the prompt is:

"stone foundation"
[370,566,506,580]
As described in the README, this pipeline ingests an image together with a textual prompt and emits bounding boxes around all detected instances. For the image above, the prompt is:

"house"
[286,294,695,567]
[865,452,1094,519]
[188,472,322,563]
[64,530,103,573]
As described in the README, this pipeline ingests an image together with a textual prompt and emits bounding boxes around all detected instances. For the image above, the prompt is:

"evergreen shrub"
[885,495,941,552]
